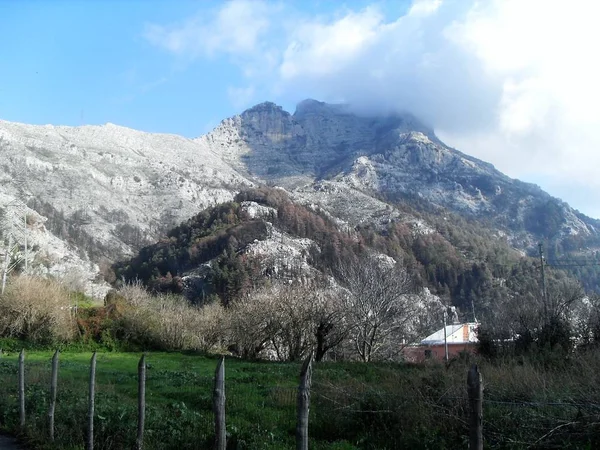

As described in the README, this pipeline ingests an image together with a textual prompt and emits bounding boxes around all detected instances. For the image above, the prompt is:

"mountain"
[1,99,599,298]
[0,120,252,296]
[197,100,599,250]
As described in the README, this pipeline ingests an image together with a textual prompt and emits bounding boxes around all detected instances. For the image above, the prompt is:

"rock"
[1,98,599,292]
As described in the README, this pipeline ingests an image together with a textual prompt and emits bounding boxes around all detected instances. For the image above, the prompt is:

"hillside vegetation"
[115,187,586,332]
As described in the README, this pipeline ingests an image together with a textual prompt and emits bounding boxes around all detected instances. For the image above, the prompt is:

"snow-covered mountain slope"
[0,120,253,296]
[196,100,600,251]
[1,99,599,296]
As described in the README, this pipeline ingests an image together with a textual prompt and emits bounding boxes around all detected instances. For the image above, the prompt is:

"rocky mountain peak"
[203,100,600,248]
[241,101,287,116]
[294,99,350,117]
[3,98,600,299]
[240,101,294,134]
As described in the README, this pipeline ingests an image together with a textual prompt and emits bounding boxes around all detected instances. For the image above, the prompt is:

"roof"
[420,322,479,346]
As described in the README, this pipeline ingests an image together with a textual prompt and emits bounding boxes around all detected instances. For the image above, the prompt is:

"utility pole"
[443,307,449,362]
[24,212,27,273]
[538,242,548,322]
[2,234,12,295]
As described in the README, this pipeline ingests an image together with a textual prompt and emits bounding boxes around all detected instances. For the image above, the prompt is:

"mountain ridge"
[1,99,599,297]
[195,99,598,247]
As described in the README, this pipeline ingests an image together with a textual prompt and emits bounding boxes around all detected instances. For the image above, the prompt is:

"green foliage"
[2,351,600,449]
[112,187,595,332]
[113,202,269,302]
[114,189,369,304]
[525,200,566,237]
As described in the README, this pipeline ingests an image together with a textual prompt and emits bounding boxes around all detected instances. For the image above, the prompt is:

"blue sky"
[1,0,252,136]
[0,0,409,137]
[2,0,600,218]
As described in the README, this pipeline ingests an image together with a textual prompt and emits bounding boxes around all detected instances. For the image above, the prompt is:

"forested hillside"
[115,187,582,326]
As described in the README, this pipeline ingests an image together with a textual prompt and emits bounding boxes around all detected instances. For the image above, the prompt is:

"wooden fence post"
[136,354,146,450]
[467,364,483,450]
[212,356,226,450]
[87,352,97,450]
[296,351,313,450]
[48,349,60,441]
[18,349,25,428]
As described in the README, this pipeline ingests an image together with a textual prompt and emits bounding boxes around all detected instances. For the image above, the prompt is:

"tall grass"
[0,276,76,344]
[112,282,227,352]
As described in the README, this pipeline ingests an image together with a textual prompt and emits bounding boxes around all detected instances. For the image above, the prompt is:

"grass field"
[1,348,600,449]
[0,351,307,449]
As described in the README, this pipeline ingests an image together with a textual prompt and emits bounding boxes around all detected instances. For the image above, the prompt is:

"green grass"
[0,351,306,449]
[1,349,600,449]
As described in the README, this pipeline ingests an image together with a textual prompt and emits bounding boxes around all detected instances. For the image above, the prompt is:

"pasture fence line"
[87,351,96,450]
[136,353,146,450]
[0,350,315,449]
[296,351,313,450]
[212,356,225,450]
[467,364,483,450]
[18,349,25,428]
[3,350,594,449]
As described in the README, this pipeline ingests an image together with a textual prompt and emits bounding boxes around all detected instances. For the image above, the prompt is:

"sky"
[2,0,600,218]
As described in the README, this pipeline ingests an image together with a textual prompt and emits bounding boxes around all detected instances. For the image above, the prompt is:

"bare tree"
[313,292,349,361]
[227,293,276,359]
[0,275,76,343]
[485,275,585,354]
[266,284,315,361]
[115,282,227,352]
[270,282,350,362]
[547,278,584,324]
[227,281,351,361]
[336,256,418,362]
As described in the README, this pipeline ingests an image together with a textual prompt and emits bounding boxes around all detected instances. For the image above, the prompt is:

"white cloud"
[143,0,274,58]
[409,0,442,16]
[145,0,600,218]
[139,77,168,93]
[279,7,384,79]
[227,85,256,110]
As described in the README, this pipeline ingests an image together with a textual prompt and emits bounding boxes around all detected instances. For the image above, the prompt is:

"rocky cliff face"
[0,99,598,296]
[196,100,599,251]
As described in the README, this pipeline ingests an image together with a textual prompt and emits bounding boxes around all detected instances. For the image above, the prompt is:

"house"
[403,322,479,362]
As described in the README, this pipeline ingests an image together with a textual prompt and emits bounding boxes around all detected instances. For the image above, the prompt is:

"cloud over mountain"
[144,0,600,218]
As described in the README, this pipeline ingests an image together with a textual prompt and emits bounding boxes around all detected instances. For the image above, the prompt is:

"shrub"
[112,282,226,352]
[0,275,76,344]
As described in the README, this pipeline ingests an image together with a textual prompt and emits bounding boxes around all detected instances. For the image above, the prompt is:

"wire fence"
[0,354,301,449]
[1,354,600,449]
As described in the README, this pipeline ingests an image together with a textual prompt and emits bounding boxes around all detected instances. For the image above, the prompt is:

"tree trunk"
[315,324,327,362]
